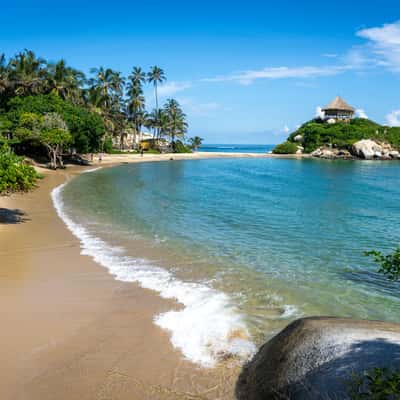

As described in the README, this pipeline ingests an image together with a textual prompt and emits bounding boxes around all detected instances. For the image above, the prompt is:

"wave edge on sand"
[51,182,256,367]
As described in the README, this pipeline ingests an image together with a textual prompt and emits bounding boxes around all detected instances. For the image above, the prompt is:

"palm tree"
[164,99,187,151]
[8,49,47,96]
[189,136,203,151]
[147,66,166,113]
[0,54,10,95]
[146,109,163,140]
[88,67,125,146]
[89,67,124,111]
[46,59,85,103]
[127,67,146,147]
[128,67,146,89]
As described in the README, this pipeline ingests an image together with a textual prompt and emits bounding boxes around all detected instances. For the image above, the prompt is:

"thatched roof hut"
[322,96,355,121]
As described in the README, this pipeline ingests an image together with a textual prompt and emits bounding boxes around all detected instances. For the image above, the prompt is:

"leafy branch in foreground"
[349,367,400,399]
[365,248,400,281]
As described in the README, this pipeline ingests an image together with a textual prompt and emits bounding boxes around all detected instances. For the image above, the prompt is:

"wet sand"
[0,158,248,399]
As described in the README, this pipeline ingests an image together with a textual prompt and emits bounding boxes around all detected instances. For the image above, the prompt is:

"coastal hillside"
[274,118,400,154]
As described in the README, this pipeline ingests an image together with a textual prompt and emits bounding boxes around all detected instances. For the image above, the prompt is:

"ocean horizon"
[199,144,275,153]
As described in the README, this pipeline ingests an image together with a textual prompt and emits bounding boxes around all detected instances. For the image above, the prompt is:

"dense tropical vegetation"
[274,118,400,154]
[0,49,195,173]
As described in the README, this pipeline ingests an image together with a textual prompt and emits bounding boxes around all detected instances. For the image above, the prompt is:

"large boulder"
[236,317,400,400]
[352,139,383,159]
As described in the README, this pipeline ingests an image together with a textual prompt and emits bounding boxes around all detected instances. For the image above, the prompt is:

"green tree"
[40,113,72,168]
[8,94,105,153]
[163,99,187,151]
[89,67,124,112]
[127,67,146,147]
[0,53,11,96]
[273,141,298,154]
[8,49,47,96]
[14,112,72,169]
[147,66,166,113]
[188,136,203,151]
[46,59,85,104]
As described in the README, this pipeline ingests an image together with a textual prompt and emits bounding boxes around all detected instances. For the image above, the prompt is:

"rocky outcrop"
[310,140,400,160]
[236,317,400,400]
[296,145,304,154]
[352,139,382,159]
[351,140,400,160]
[311,147,353,159]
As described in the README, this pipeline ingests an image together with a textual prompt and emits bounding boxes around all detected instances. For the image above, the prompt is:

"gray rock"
[294,134,303,142]
[389,150,400,159]
[352,139,382,159]
[236,317,400,400]
[311,148,322,157]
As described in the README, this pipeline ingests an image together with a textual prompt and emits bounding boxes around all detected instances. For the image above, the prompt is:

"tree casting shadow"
[0,208,29,224]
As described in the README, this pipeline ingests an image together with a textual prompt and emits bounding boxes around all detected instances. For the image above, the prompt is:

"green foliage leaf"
[365,248,400,281]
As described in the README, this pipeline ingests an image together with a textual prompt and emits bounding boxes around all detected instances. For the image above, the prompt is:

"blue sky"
[1,0,400,143]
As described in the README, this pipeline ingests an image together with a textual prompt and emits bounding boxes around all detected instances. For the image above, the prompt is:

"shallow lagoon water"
[58,158,400,365]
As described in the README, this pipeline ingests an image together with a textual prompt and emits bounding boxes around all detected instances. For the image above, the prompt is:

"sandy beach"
[88,150,309,165]
[0,152,279,400]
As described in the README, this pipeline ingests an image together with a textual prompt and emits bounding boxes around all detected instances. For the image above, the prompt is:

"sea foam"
[51,182,256,367]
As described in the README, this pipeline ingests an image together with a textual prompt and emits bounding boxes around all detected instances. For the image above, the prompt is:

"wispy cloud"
[386,109,400,126]
[323,53,338,58]
[178,97,222,116]
[203,65,351,85]
[158,81,192,97]
[282,125,290,133]
[356,20,400,71]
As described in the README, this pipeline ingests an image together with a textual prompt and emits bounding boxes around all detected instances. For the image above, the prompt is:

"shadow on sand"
[0,208,29,224]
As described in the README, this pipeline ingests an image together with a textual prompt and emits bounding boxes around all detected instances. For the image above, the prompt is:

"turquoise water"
[60,158,400,364]
[200,144,274,153]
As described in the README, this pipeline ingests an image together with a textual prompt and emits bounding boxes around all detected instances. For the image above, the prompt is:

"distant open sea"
[53,157,400,368]
[200,144,274,153]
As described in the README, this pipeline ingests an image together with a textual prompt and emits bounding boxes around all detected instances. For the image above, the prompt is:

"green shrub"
[174,140,192,153]
[349,368,400,399]
[102,137,113,153]
[0,149,40,194]
[272,141,298,154]
[365,248,400,281]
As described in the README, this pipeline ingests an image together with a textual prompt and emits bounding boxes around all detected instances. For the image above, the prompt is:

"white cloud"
[203,65,350,85]
[315,106,325,119]
[386,109,400,126]
[282,125,290,133]
[323,53,338,58]
[178,97,221,116]
[158,81,192,97]
[356,109,368,119]
[357,20,400,71]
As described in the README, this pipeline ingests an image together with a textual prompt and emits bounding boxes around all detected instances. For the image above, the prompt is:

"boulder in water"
[236,317,400,400]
